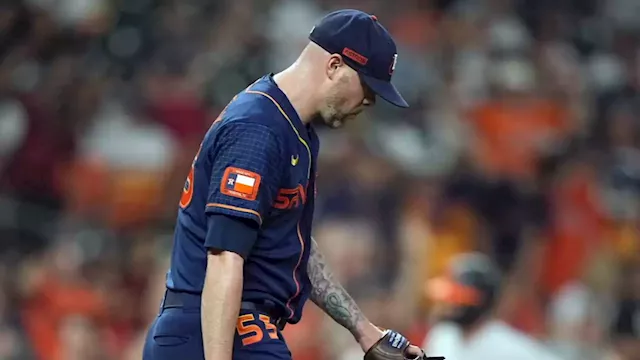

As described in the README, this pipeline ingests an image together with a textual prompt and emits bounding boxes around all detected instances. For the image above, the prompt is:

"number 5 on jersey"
[179,145,202,209]
[179,95,238,209]
[236,314,279,346]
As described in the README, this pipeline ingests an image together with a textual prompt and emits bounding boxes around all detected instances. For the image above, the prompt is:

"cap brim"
[361,74,409,108]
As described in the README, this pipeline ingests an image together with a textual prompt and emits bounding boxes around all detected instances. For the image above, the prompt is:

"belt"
[238,301,288,331]
[162,289,288,331]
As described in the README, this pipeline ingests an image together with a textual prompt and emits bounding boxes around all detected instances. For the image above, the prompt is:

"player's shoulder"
[217,75,291,133]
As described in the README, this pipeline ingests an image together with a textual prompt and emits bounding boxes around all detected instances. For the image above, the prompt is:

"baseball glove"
[363,330,444,360]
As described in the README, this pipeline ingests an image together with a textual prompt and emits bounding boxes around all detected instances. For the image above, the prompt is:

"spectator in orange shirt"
[468,59,572,182]
[19,241,107,360]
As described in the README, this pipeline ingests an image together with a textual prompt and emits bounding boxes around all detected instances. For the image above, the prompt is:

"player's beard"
[327,116,344,128]
[317,110,351,128]
[318,97,356,129]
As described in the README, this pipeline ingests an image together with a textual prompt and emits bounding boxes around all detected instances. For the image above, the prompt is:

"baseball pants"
[142,290,292,360]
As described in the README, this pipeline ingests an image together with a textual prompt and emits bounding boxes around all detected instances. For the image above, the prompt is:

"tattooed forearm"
[307,237,369,340]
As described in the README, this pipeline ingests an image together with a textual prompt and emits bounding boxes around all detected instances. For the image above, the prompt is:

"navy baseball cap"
[309,9,409,108]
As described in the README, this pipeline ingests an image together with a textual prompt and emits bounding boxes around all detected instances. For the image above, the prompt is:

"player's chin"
[329,119,344,128]
[330,114,359,128]
[323,117,344,129]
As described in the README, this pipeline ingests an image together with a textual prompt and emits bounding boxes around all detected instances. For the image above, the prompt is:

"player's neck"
[272,68,318,125]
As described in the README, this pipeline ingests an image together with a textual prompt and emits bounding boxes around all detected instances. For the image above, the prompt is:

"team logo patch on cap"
[389,54,398,75]
[221,167,261,201]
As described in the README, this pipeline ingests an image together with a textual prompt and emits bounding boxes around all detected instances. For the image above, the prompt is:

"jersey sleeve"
[205,120,284,226]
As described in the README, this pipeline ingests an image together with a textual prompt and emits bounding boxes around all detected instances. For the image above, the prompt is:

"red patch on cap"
[371,15,378,21]
[342,48,368,66]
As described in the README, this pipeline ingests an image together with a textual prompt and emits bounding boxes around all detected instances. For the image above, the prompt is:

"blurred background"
[0,0,639,359]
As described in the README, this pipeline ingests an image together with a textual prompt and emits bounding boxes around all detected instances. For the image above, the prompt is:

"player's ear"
[326,54,344,80]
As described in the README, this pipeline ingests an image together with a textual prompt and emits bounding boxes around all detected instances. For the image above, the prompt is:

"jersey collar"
[262,74,309,140]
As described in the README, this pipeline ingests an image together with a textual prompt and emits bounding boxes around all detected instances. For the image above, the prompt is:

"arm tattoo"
[307,237,368,339]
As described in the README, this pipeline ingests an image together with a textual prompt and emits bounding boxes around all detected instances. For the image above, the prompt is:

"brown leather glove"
[363,330,445,360]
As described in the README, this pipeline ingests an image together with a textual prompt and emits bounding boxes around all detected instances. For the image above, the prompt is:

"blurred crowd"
[0,0,639,359]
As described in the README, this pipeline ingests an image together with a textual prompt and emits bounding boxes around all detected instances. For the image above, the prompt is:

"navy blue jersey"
[165,75,319,323]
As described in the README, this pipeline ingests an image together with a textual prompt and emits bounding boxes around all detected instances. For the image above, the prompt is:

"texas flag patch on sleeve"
[221,167,262,201]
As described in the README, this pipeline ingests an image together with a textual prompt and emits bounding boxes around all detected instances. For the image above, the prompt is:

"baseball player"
[142,9,443,360]
[422,252,561,360]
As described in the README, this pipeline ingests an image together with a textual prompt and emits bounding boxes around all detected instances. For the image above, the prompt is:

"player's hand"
[362,328,444,360]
